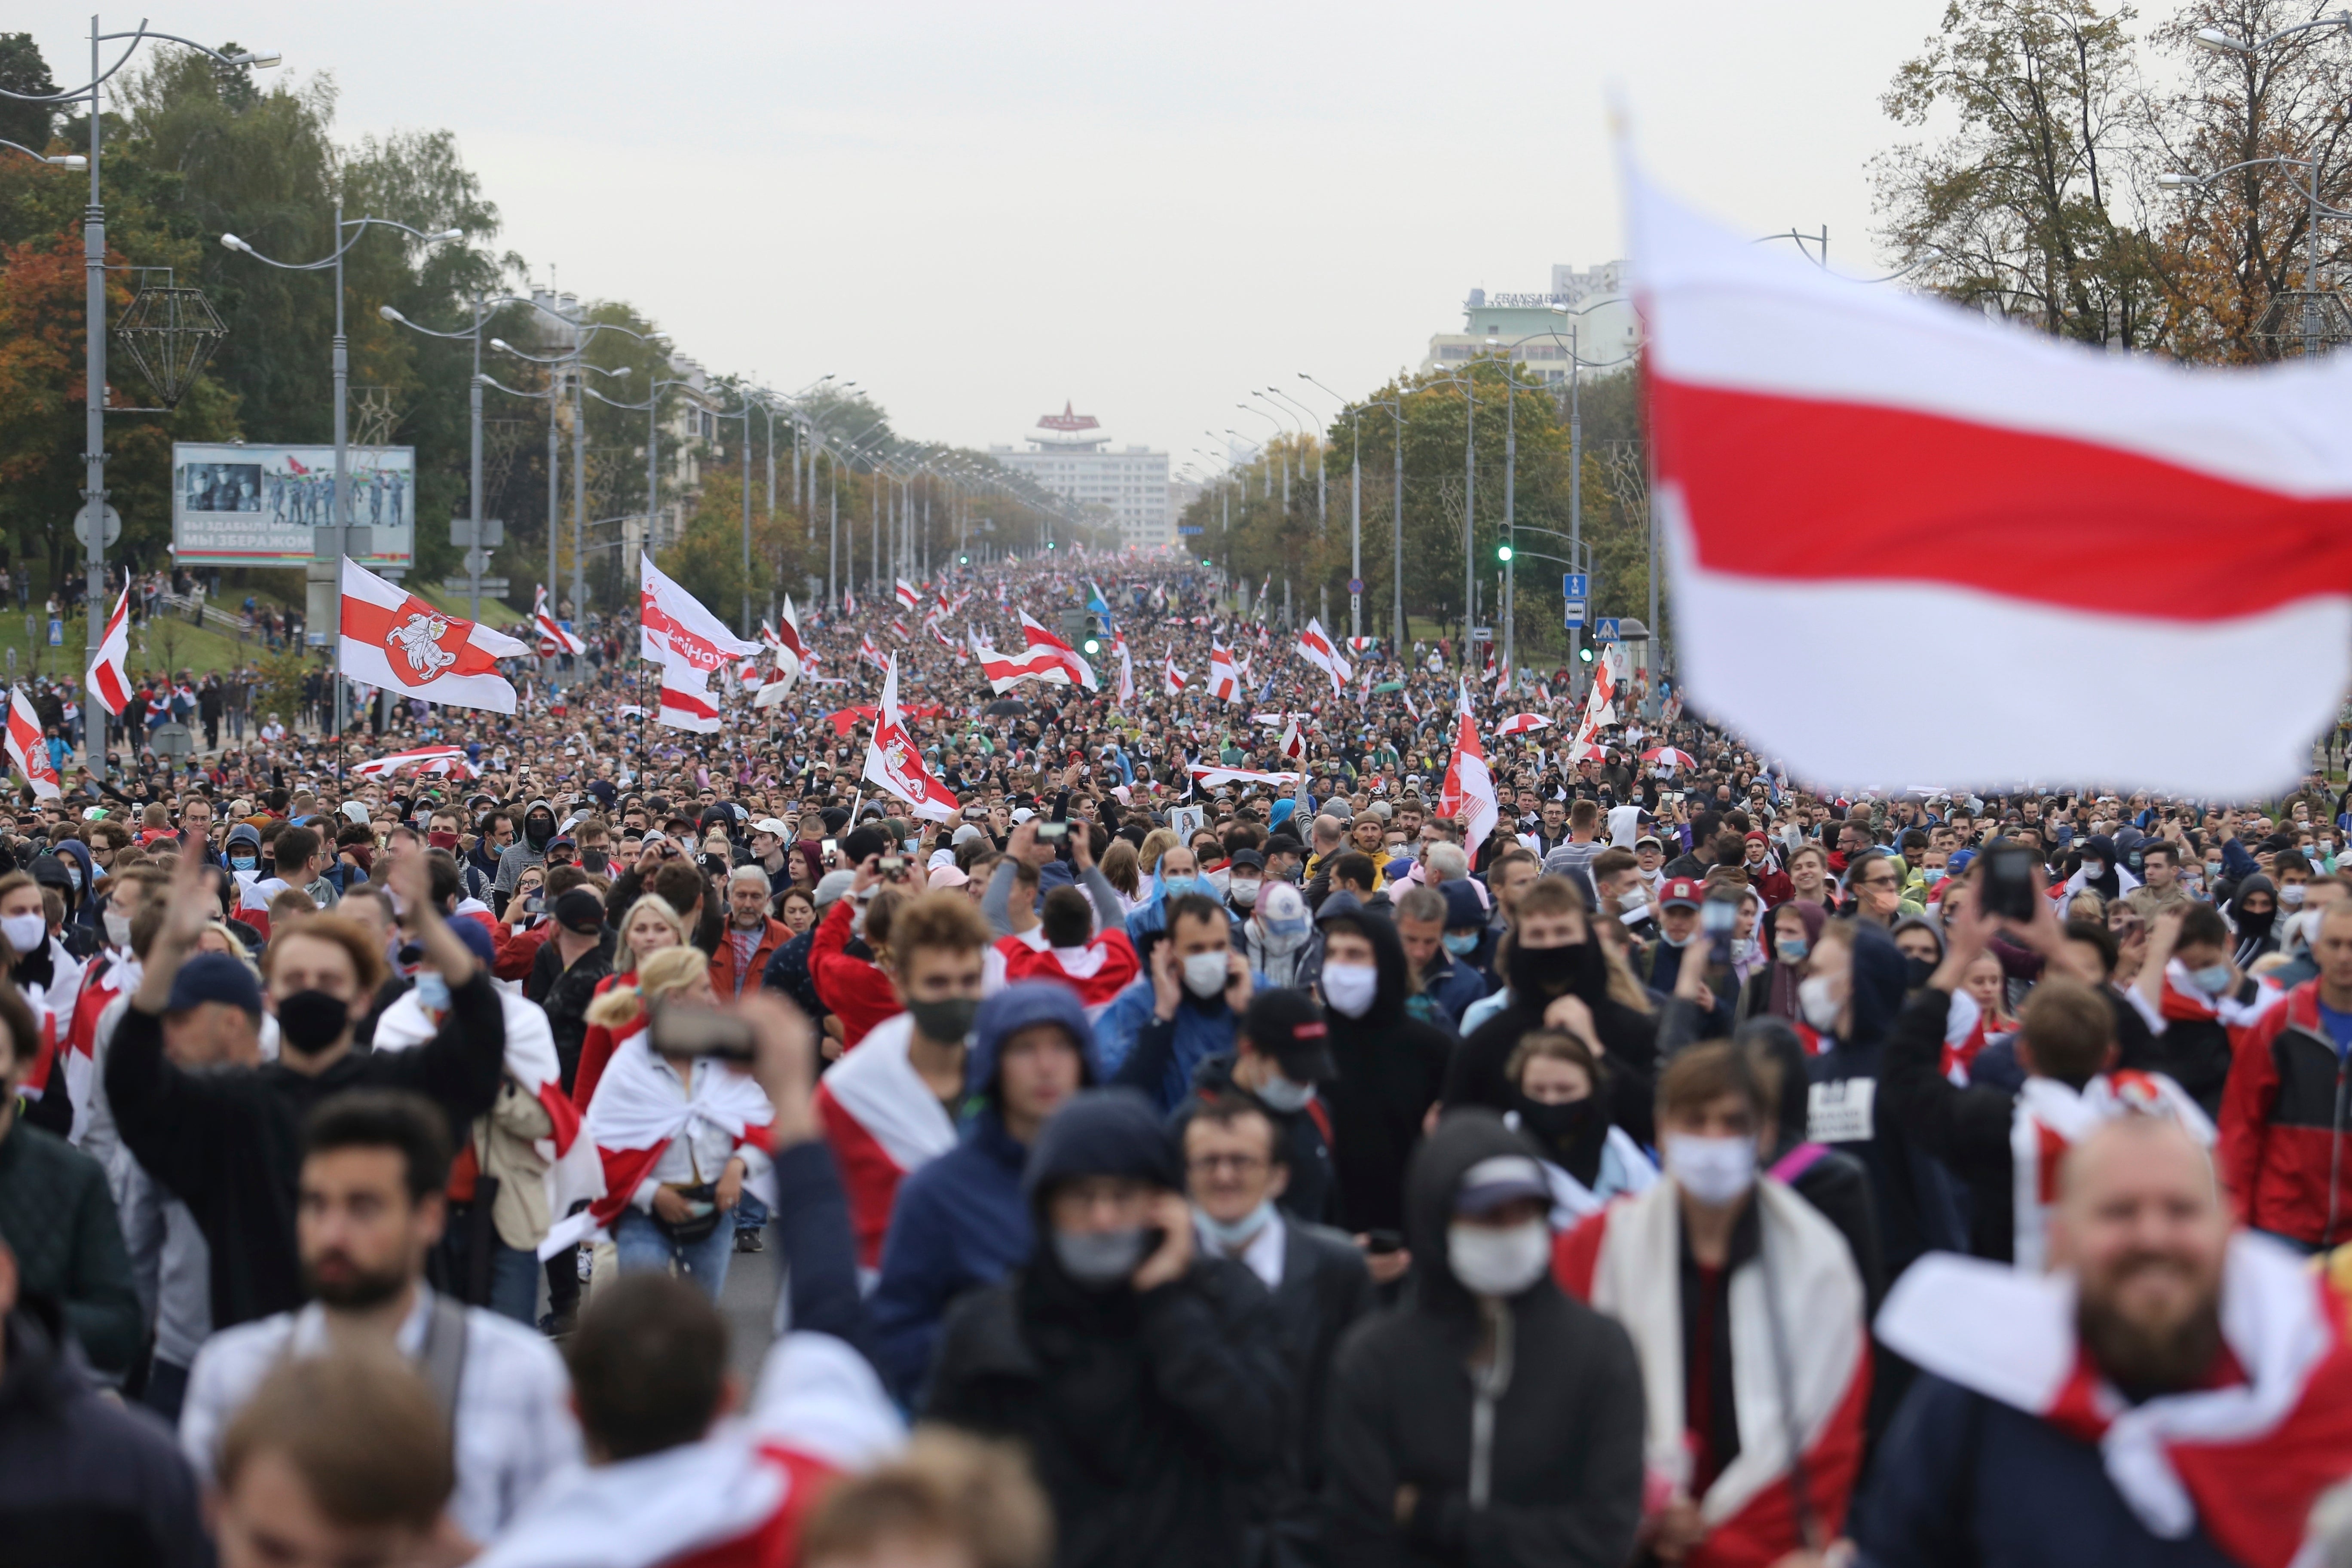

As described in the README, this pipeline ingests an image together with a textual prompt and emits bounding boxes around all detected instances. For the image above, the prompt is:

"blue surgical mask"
[1192,1200,1276,1252]
[413,971,452,1013]
[2190,963,2232,995]
[1442,931,1480,956]
[230,854,257,872]
[1779,935,1809,962]
[1158,874,1197,900]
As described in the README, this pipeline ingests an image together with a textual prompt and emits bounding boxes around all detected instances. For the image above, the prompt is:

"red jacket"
[713,916,790,1001]
[494,919,552,983]
[2219,977,2352,1246]
[811,898,902,1049]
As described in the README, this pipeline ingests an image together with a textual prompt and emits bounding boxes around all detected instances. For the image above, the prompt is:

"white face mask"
[1798,974,1843,1033]
[1322,962,1378,1017]
[1228,878,1261,908]
[1182,950,1232,1000]
[1,913,45,955]
[1665,1133,1758,1207]
[1254,1069,1315,1113]
[1447,1219,1552,1298]
[2281,884,2308,907]
[103,911,132,948]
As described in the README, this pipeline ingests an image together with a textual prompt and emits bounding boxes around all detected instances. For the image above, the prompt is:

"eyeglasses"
[1186,1153,1269,1177]
[1858,874,1899,889]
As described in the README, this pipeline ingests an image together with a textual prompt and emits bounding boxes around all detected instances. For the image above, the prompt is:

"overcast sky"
[41,2,1953,463]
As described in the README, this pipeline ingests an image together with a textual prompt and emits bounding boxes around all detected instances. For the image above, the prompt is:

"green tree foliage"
[0,33,58,153]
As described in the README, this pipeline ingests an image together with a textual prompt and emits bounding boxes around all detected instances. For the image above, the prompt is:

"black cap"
[553,888,606,934]
[1241,988,1337,1083]
[1228,848,1265,871]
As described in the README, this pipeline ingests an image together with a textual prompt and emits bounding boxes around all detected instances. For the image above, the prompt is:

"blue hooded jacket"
[870,981,1097,1401]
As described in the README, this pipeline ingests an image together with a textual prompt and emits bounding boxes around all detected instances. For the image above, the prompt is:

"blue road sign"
[1562,572,1588,599]
[1565,600,1587,628]
[1596,616,1621,641]
[1178,526,1203,535]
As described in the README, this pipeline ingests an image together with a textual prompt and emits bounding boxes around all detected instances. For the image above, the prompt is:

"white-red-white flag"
[842,582,858,616]
[659,665,723,733]
[1188,764,1301,794]
[349,745,479,781]
[1297,618,1352,693]
[534,586,586,656]
[1116,637,1135,704]
[1207,643,1238,703]
[888,619,910,642]
[1277,715,1306,763]
[857,634,886,671]
[340,558,530,714]
[86,574,131,717]
[640,554,760,678]
[1016,611,1098,690]
[1635,156,2352,796]
[894,579,921,613]
[974,638,1072,696]
[5,688,59,800]
[1164,653,1189,695]
[1438,704,1499,855]
[864,656,959,821]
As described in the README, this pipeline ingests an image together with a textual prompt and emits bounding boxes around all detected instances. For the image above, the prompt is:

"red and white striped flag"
[86,574,131,717]
[1164,653,1189,695]
[1188,764,1301,794]
[640,553,760,676]
[1116,637,1135,704]
[1297,618,1351,693]
[894,579,921,612]
[1438,701,1498,855]
[349,745,478,780]
[1207,643,1237,702]
[975,638,1073,696]
[5,688,59,800]
[340,558,530,714]
[1277,715,1306,763]
[1017,611,1098,691]
[842,582,858,616]
[888,619,910,642]
[1636,156,2352,795]
[534,585,586,656]
[864,656,959,821]
[857,634,886,671]
[659,666,722,733]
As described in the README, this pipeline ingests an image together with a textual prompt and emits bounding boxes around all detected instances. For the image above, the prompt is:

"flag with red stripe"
[340,558,530,714]
[86,574,132,717]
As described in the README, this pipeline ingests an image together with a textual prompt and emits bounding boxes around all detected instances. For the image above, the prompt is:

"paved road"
[717,1237,786,1386]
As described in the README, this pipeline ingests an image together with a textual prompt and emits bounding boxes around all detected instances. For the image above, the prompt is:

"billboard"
[172,442,417,567]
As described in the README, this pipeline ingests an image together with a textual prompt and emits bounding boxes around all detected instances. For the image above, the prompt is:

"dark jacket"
[1314,909,1453,1236]
[925,1093,1292,1568]
[871,982,1098,1403]
[538,937,614,1093]
[1855,1372,2239,1568]
[1447,938,1661,1148]
[1263,1219,1374,1494]
[1804,924,1967,1283]
[1179,1050,1338,1228]
[1323,1111,1646,1568]
[1416,949,1490,1028]
[1738,1017,1888,1313]
[1880,986,2023,1264]
[105,968,506,1329]
[0,1298,208,1568]
[0,1121,141,1373]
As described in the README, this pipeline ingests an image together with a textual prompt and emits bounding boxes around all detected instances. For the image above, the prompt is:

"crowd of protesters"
[0,551,2348,1568]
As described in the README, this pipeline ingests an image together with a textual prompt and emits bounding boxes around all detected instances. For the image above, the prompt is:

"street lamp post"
[1420,368,1479,667]
[3,21,277,778]
[223,205,461,736]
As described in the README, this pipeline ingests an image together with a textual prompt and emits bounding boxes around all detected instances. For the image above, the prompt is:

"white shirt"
[180,1286,581,1542]
[1208,1208,1288,1292]
[636,1054,774,1208]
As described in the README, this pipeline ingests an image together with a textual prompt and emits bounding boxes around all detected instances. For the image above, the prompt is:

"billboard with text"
[172,442,416,567]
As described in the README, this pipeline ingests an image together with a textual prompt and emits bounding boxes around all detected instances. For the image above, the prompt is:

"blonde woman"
[573,897,692,1107]
[579,946,768,1300]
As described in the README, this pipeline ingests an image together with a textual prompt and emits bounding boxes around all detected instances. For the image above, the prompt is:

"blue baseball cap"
[166,952,262,1018]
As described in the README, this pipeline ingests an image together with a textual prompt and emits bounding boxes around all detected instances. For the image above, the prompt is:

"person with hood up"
[923,1088,1290,1568]
[50,838,98,958]
[1323,1110,1645,1568]
[1313,903,1453,1237]
[1098,893,1264,1113]
[1740,898,1826,1025]
[2228,872,2281,969]
[1736,1016,1886,1310]
[871,981,1094,1402]
[492,797,558,900]
[1243,880,1316,989]
[2062,831,2140,905]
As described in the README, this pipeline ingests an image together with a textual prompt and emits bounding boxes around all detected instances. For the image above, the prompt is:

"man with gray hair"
[713,863,790,1002]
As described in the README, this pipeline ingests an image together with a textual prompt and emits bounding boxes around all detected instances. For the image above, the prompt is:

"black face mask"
[581,848,609,874]
[276,988,352,1055]
[524,817,553,851]
[905,995,981,1045]
[1508,940,1590,1000]
[1513,1093,1596,1152]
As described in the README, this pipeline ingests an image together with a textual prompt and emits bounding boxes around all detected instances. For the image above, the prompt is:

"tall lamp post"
[1419,368,1480,668]
[1301,374,1401,649]
[221,207,462,735]
[3,21,277,777]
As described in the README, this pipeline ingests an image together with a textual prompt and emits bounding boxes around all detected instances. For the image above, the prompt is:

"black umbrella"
[983,699,1029,716]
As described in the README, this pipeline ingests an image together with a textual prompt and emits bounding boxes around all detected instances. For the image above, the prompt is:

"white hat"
[752,817,793,838]
[1011,807,1036,824]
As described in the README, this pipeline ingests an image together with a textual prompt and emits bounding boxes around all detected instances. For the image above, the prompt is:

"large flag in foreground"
[4,688,59,799]
[1634,159,2352,796]
[340,559,531,714]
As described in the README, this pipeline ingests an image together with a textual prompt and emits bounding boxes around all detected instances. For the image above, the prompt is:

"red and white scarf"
[812,1014,960,1271]
[540,1035,774,1257]
[371,985,601,1228]
[995,928,1139,1019]
[59,949,133,1145]
[2010,1071,2214,1274]
[1877,1237,2352,1568]
[470,1331,903,1568]
[1554,1178,1871,1567]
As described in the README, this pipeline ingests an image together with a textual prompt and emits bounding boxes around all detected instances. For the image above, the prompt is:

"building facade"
[990,403,1171,549]
[1421,261,1640,382]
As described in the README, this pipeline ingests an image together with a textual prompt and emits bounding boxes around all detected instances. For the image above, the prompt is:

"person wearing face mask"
[0,868,86,1133]
[1393,885,1491,1027]
[1553,1044,1870,1568]
[1325,1111,1645,1568]
[223,821,264,883]
[1243,880,1315,989]
[1311,910,1454,1237]
[1179,1094,1372,1559]
[106,841,506,1332]
[924,1088,1291,1568]
[1179,987,1341,1226]
[2228,872,2282,969]
[1223,846,1268,919]
[1504,1030,1657,1223]
[812,893,994,1279]
[491,797,560,901]
[1098,895,1262,1112]
[2062,832,2139,906]
[1740,897,1827,1025]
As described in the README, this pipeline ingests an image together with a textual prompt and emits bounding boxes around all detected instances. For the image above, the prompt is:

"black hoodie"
[1447,934,1661,1147]
[1314,905,1454,1235]
[1323,1111,1645,1568]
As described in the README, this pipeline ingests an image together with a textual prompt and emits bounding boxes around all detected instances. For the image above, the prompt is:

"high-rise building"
[990,403,1171,548]
[1421,261,1640,382]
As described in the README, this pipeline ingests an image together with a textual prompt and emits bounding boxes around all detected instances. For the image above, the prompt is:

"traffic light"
[1081,612,1104,656]
[1496,539,1513,562]
[1577,645,1595,664]
[1047,540,1057,550]
[958,554,969,565]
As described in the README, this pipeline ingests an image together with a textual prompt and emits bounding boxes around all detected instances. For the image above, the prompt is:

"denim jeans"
[732,1191,770,1235]
[612,1206,734,1300]
[487,1242,541,1326]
